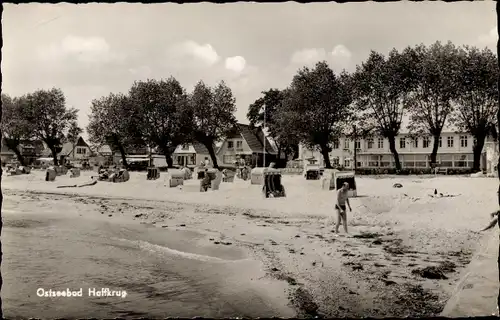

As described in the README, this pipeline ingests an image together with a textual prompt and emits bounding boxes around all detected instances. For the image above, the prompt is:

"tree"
[129,78,190,168]
[449,46,499,171]
[87,93,143,168]
[188,80,237,169]
[406,42,461,167]
[353,49,414,170]
[247,88,299,167]
[343,108,376,171]
[281,61,352,168]
[1,94,31,165]
[22,88,79,166]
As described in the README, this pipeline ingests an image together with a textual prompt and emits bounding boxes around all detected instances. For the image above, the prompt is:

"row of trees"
[2,41,497,171]
[87,79,238,169]
[247,41,498,171]
[1,89,81,166]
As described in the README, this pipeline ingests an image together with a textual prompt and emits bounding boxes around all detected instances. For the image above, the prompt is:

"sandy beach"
[3,170,498,317]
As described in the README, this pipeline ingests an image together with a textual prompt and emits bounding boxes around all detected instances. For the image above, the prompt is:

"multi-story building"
[299,131,489,170]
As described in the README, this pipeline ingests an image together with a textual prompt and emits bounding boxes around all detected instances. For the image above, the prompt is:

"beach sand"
[3,170,498,317]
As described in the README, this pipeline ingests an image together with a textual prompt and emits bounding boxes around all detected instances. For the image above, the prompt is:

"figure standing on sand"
[335,182,352,234]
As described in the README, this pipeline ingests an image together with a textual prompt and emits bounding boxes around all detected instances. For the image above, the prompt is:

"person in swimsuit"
[335,182,352,234]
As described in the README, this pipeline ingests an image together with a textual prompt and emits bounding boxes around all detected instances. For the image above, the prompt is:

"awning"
[36,157,54,162]
[126,158,150,163]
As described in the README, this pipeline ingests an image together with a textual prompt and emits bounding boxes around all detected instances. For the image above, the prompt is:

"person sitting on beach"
[335,182,352,234]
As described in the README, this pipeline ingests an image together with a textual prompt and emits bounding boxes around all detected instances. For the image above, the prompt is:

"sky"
[2,2,498,140]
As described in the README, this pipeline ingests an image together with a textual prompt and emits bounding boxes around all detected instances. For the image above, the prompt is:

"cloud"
[167,40,220,68]
[225,56,246,72]
[290,48,327,67]
[128,66,152,80]
[37,35,125,64]
[478,27,497,49]
[330,44,352,72]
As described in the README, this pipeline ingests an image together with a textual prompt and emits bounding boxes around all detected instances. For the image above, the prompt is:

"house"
[89,144,119,167]
[40,136,91,165]
[217,123,277,168]
[173,143,214,168]
[299,131,489,170]
[0,138,44,165]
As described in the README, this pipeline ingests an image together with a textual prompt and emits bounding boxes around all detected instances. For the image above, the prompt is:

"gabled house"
[0,138,44,165]
[40,136,91,165]
[217,123,277,167]
[173,143,215,168]
[89,144,120,167]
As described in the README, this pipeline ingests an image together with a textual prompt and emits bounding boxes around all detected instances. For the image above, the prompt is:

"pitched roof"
[192,143,210,154]
[234,123,277,154]
[75,137,89,147]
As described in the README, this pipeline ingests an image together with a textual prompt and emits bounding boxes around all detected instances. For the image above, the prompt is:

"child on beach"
[335,182,352,234]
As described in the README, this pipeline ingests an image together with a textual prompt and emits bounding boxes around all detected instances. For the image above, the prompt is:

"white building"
[299,131,490,170]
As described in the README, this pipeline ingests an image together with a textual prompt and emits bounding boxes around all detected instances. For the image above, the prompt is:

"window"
[76,147,86,154]
[368,155,379,167]
[438,136,442,148]
[355,139,361,150]
[236,141,243,150]
[413,138,419,148]
[367,138,374,149]
[447,136,454,148]
[223,155,236,164]
[190,155,195,164]
[378,138,384,149]
[227,141,234,149]
[332,158,340,166]
[182,144,189,150]
[344,159,350,167]
[399,138,406,149]
[332,139,339,149]
[344,139,349,149]
[423,137,430,148]
[460,136,468,148]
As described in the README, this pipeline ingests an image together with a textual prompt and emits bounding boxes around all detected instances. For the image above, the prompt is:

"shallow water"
[2,199,293,318]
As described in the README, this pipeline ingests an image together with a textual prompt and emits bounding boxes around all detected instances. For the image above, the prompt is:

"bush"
[352,167,473,176]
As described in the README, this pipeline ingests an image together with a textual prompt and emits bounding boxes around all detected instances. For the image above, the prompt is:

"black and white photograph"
[1,1,499,318]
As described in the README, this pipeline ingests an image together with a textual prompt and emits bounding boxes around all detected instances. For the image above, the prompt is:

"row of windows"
[334,136,472,150]
[227,141,243,149]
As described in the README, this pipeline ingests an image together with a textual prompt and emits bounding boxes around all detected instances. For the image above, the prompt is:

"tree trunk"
[388,136,401,170]
[430,134,440,167]
[162,150,174,168]
[113,136,128,169]
[277,145,283,168]
[4,139,25,166]
[320,144,332,169]
[353,143,358,171]
[472,135,486,172]
[204,142,219,169]
[353,125,358,171]
[49,146,59,166]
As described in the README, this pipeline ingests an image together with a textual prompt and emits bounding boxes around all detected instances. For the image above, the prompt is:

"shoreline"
[3,180,487,317]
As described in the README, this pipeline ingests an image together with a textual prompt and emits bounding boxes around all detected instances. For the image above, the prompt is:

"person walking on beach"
[335,182,352,234]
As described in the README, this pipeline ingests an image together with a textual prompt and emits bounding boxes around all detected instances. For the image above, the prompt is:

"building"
[217,123,277,167]
[172,143,214,168]
[299,131,488,170]
[89,144,118,167]
[0,138,44,165]
[40,136,91,165]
